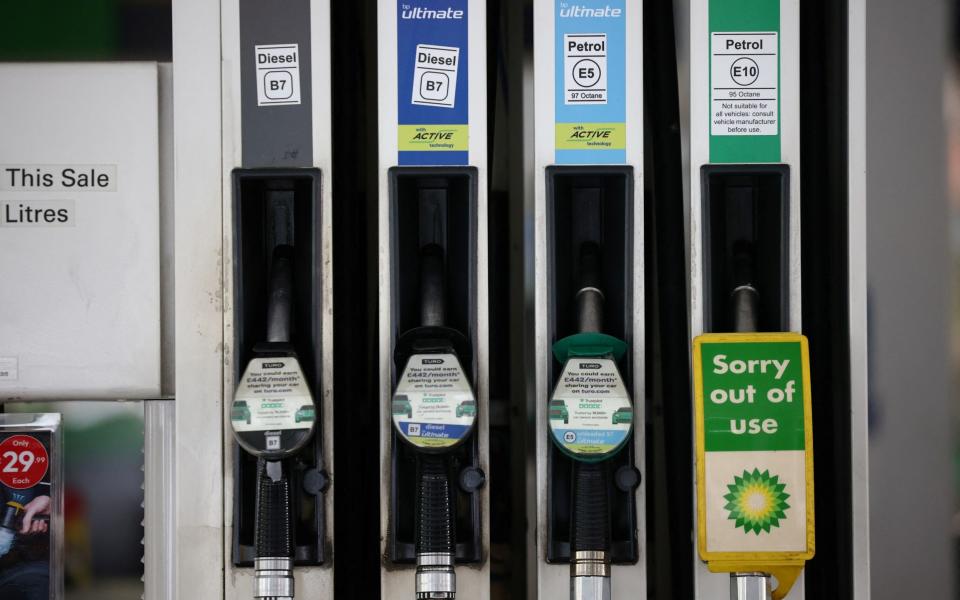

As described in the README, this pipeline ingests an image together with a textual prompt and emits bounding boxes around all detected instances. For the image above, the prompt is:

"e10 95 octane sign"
[693,332,814,568]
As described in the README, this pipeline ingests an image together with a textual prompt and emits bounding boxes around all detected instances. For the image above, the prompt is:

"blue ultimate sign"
[397,0,470,165]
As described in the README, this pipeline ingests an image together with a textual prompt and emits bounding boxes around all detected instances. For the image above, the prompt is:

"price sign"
[0,434,49,490]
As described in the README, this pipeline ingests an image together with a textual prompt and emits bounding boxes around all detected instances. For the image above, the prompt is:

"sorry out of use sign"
[694,333,814,558]
[711,32,778,136]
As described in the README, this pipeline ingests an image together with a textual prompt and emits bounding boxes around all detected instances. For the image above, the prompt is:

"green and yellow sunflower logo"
[723,468,790,535]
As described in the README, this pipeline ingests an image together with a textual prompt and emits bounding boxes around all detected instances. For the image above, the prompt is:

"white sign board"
[0,64,160,399]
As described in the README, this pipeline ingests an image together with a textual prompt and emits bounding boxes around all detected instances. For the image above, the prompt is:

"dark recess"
[800,0,854,597]
[331,0,381,598]
[644,0,695,596]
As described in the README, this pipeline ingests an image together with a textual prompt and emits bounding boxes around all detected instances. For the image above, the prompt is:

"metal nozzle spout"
[416,552,456,599]
[254,557,294,600]
[730,573,772,600]
[570,550,611,600]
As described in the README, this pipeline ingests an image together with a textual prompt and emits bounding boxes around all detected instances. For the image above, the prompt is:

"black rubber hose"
[255,458,294,558]
[266,244,295,344]
[576,241,604,334]
[420,243,447,329]
[415,454,455,555]
[572,461,611,552]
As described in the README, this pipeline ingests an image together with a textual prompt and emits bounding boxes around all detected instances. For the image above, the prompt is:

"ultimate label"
[549,357,632,460]
[392,353,476,450]
[554,0,626,164]
[397,0,469,165]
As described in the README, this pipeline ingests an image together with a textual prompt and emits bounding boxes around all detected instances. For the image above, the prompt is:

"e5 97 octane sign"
[693,333,814,562]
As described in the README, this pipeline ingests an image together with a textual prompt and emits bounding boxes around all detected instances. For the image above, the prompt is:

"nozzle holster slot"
[231,169,327,566]
[388,167,483,564]
[701,165,790,333]
[545,166,640,565]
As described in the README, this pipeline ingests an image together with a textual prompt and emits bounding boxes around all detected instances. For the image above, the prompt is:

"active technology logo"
[400,5,465,19]
[558,4,623,18]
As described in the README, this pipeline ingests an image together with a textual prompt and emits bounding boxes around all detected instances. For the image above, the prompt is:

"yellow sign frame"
[693,332,815,599]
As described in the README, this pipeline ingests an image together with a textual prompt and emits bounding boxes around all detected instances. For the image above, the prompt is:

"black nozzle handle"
[415,454,455,556]
[266,244,295,344]
[254,458,294,559]
[576,241,604,334]
[730,241,759,333]
[420,243,446,329]
[572,461,611,553]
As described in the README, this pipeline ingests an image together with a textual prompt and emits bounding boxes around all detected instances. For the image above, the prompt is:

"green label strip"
[709,0,781,163]
[398,124,469,152]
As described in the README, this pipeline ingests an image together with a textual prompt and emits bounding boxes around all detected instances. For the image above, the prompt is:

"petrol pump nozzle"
[391,243,477,600]
[230,244,317,600]
[727,243,773,600]
[414,244,456,600]
[566,242,613,600]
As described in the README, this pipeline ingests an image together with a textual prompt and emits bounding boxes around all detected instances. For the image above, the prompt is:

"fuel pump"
[683,0,819,597]
[230,244,317,600]
[376,2,490,598]
[548,241,633,600]
[531,0,646,595]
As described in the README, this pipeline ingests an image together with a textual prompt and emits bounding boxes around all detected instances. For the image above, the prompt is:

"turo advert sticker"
[231,357,315,433]
[392,353,475,449]
[549,357,632,459]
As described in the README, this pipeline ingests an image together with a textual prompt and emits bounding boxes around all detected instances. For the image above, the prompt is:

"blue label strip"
[401,422,471,441]
[555,0,627,165]
[553,428,629,446]
[397,0,470,165]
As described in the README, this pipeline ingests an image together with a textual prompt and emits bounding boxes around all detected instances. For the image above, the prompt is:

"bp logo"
[723,468,790,535]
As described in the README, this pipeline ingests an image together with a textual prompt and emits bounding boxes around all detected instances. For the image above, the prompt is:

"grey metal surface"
[239,0,313,168]
[265,245,294,344]
[866,0,950,598]
[570,551,610,578]
[570,574,611,600]
[416,552,456,599]
[731,285,759,333]
[144,400,176,600]
[730,573,772,600]
[254,557,295,599]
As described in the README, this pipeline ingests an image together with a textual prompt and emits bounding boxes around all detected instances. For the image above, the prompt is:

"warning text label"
[711,32,778,136]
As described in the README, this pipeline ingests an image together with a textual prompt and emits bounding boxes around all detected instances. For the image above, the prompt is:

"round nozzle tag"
[549,357,633,462]
[392,353,476,452]
[231,355,316,459]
